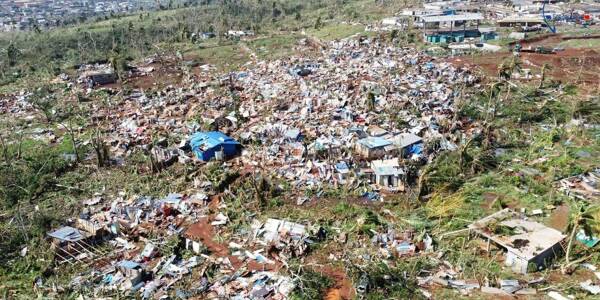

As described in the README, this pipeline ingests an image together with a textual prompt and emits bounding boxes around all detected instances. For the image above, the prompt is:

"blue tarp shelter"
[190,131,240,161]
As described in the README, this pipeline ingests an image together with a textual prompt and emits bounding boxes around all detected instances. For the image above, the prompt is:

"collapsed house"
[335,161,351,184]
[47,225,106,264]
[116,260,145,290]
[255,219,310,259]
[79,68,117,87]
[558,168,600,201]
[257,218,307,243]
[183,221,206,254]
[468,209,566,274]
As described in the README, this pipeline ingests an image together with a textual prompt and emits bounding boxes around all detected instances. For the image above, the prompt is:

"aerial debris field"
[1,0,600,299]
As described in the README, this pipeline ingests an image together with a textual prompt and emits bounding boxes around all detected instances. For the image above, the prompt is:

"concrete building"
[370,159,405,191]
[469,209,566,274]
[420,13,489,43]
[391,133,423,158]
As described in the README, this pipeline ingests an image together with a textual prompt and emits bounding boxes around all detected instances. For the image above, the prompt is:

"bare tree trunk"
[92,129,108,168]
[563,219,579,271]
[65,119,80,164]
[0,134,8,163]
[538,65,546,89]
[16,131,24,160]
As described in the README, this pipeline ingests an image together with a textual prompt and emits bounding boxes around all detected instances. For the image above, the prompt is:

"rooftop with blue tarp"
[189,131,241,161]
[394,133,421,147]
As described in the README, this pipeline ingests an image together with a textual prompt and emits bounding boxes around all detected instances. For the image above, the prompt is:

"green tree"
[108,48,126,80]
[390,29,399,42]
[6,43,19,67]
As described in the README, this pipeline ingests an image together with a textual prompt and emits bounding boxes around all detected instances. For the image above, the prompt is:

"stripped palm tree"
[497,56,522,82]
[108,48,122,80]
[366,90,376,112]
[538,63,552,89]
[561,202,600,274]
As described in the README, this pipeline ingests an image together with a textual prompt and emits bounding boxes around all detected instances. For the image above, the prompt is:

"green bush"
[0,141,72,209]
[289,264,333,300]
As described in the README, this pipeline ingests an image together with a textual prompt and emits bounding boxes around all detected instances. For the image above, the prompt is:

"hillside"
[1,1,600,299]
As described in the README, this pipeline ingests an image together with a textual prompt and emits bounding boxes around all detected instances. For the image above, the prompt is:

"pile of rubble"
[62,36,480,197]
[558,168,600,201]
[49,191,320,298]
[3,35,479,196]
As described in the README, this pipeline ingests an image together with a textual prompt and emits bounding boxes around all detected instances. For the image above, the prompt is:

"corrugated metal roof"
[497,15,544,23]
[357,136,392,149]
[371,159,404,175]
[393,133,423,149]
[118,260,142,269]
[421,13,483,23]
[47,226,84,242]
[373,166,404,175]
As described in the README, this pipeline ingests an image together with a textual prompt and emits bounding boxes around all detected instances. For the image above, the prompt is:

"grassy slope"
[3,2,600,299]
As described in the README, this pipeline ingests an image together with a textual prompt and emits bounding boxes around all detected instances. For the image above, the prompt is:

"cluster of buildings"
[376,0,600,45]
[0,0,156,31]
[86,36,477,196]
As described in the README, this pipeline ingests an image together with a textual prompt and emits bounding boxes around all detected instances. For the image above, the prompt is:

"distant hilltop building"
[0,0,162,32]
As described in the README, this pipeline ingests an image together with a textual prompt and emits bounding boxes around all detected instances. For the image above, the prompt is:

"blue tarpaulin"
[189,131,240,161]
[363,192,380,201]
[407,143,423,155]
[577,230,600,248]
[118,260,142,270]
[335,162,349,172]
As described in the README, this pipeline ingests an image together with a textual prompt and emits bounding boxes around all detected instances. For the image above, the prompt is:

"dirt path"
[321,266,355,300]
[448,47,600,88]
[548,204,570,232]
[185,216,280,272]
